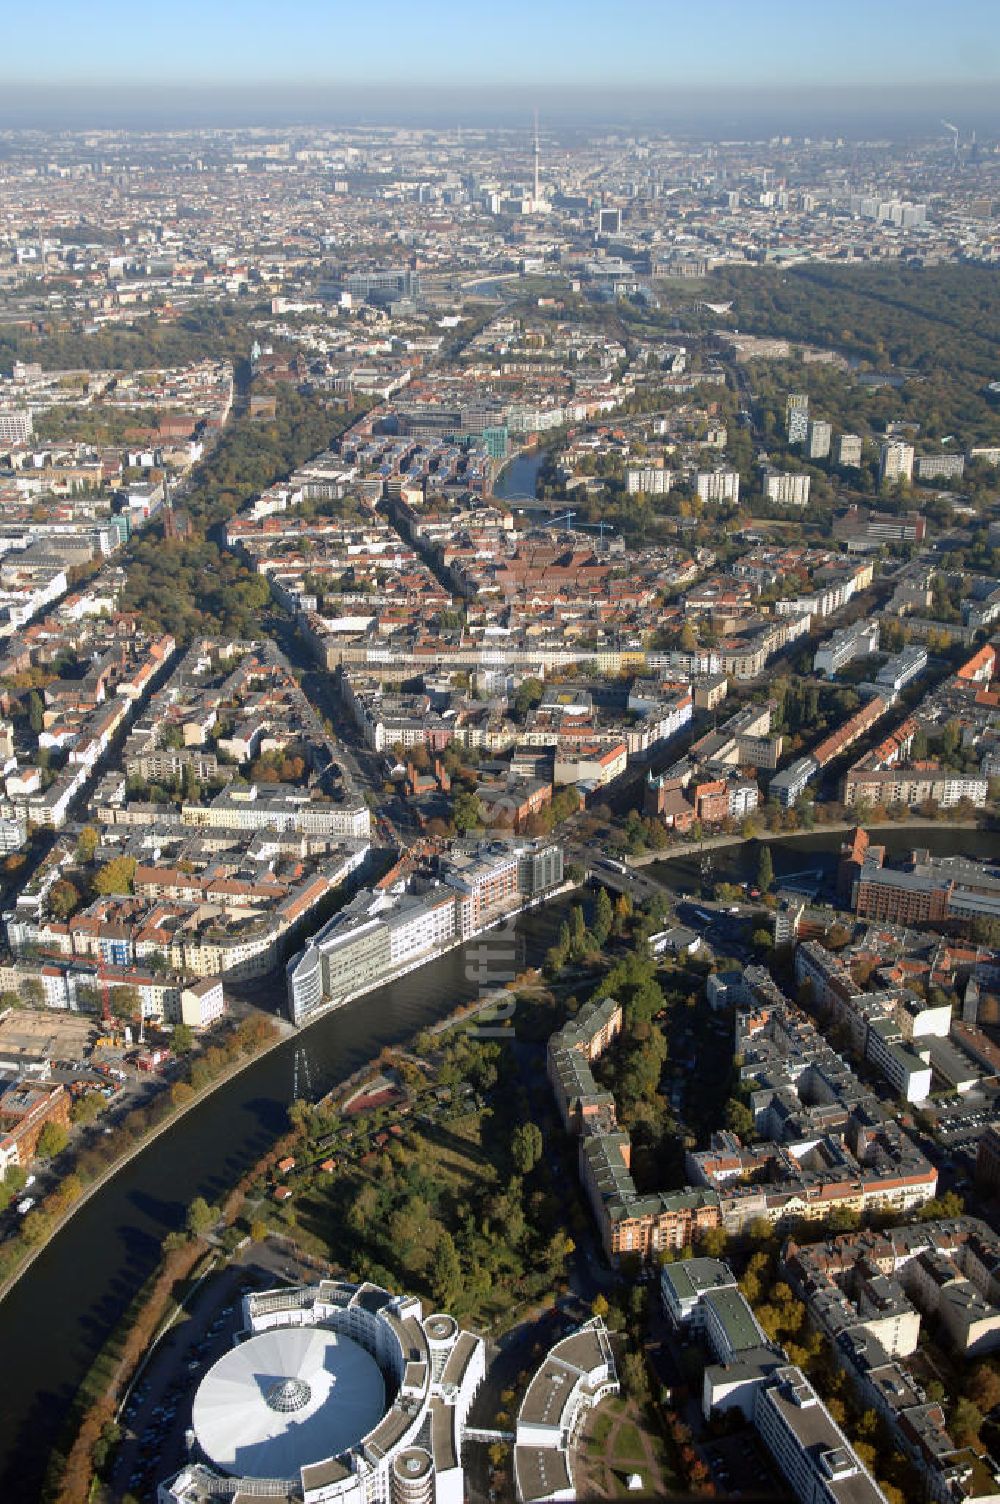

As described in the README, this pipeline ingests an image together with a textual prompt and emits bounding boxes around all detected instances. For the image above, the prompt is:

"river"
[0,901,569,1504]
[1,824,989,1498]
[493,446,546,501]
[647,825,1000,900]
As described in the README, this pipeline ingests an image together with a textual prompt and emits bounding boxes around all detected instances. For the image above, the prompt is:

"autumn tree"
[75,825,99,863]
[48,879,81,921]
[36,1121,69,1159]
[185,1196,218,1238]
[93,855,138,895]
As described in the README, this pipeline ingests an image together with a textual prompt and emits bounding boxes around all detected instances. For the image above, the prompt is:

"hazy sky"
[8,0,999,88]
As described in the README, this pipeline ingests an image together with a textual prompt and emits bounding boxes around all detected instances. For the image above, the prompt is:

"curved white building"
[513,1318,618,1503]
[160,1279,485,1504]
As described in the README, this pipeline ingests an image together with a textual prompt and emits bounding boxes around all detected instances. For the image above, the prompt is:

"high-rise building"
[763,470,811,507]
[805,419,831,460]
[879,440,915,487]
[627,466,673,495]
[786,394,809,445]
[833,433,863,468]
[0,409,33,445]
[696,469,740,505]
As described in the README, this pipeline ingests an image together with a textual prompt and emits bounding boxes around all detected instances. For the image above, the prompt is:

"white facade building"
[763,470,811,507]
[696,469,740,505]
[160,1280,484,1504]
[879,441,914,487]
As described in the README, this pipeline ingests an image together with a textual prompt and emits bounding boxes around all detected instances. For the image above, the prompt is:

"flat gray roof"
[514,1444,572,1504]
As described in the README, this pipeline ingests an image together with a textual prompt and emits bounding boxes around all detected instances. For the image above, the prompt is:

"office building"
[626,466,673,495]
[160,1279,484,1504]
[814,619,880,677]
[754,1366,889,1504]
[769,756,818,808]
[287,841,564,1024]
[914,453,965,482]
[514,1319,618,1503]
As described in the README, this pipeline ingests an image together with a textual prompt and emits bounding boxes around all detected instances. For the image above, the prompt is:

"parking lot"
[111,1263,249,1500]
[110,1242,334,1501]
[702,1430,792,1500]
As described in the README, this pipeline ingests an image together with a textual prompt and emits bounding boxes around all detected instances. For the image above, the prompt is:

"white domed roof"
[192,1326,386,1480]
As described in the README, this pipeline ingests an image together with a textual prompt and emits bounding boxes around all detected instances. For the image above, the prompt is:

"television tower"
[533,109,540,205]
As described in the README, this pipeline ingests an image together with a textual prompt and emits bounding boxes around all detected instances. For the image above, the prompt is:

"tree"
[347,1183,378,1234]
[36,1121,69,1159]
[941,719,962,758]
[511,1122,543,1175]
[48,879,81,921]
[112,984,141,1023]
[70,1090,105,1126]
[185,1196,217,1238]
[452,792,484,834]
[93,855,138,896]
[966,1365,1000,1414]
[950,1398,983,1447]
[513,677,544,720]
[172,1022,194,1054]
[75,825,99,863]
[590,1293,610,1320]
[21,978,44,1008]
[593,885,613,946]
[757,844,774,893]
[620,1350,649,1403]
[570,904,587,951]
[919,1190,965,1220]
[698,1225,729,1258]
[613,892,632,936]
[431,1230,463,1308]
[724,1098,754,1138]
[27,690,44,734]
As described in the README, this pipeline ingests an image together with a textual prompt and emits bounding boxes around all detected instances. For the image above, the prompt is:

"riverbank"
[0,1014,294,1311]
[627,816,987,867]
[292,879,578,1030]
[493,443,548,501]
[0,896,569,1504]
[0,881,576,1311]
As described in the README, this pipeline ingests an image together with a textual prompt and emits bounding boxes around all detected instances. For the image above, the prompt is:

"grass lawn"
[589,1411,614,1447]
[612,1421,642,1462]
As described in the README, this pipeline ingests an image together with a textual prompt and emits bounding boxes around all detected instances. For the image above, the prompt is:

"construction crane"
[575,520,616,542]
[544,509,577,532]
[98,953,113,1027]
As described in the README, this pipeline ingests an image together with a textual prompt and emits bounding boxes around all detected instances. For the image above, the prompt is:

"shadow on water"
[126,1188,190,1230]
[0,898,569,1504]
